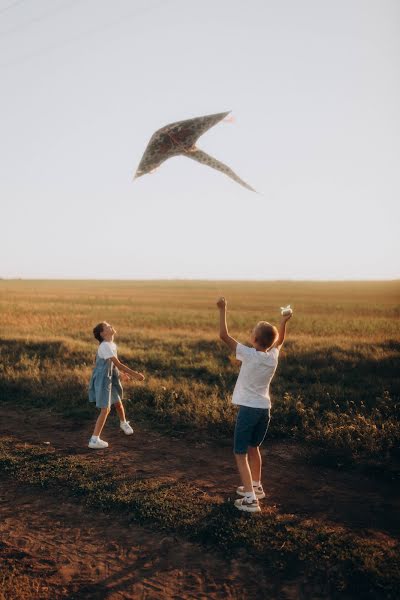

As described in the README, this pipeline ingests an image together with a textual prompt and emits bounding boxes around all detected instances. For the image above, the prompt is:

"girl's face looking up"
[101,322,116,341]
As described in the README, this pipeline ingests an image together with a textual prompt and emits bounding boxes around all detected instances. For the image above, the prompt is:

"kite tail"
[186,148,256,193]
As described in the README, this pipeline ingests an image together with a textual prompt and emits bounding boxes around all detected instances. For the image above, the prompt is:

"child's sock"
[252,480,261,487]
[91,435,99,442]
[244,491,257,502]
[120,420,127,424]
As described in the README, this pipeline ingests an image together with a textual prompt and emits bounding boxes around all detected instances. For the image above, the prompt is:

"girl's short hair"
[93,322,106,343]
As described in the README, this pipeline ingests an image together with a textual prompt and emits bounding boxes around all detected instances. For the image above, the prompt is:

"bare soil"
[1,407,399,599]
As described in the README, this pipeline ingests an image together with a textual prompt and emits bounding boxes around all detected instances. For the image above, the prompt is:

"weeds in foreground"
[0,439,399,600]
[0,565,58,600]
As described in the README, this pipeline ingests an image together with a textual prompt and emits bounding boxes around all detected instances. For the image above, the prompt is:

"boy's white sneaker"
[234,497,261,513]
[120,421,133,435]
[88,438,109,449]
[236,485,266,500]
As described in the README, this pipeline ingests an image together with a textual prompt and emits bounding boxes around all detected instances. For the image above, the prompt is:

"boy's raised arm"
[274,313,292,349]
[217,297,238,352]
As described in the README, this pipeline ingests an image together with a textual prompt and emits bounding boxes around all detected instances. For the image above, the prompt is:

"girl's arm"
[110,356,145,381]
[217,297,238,352]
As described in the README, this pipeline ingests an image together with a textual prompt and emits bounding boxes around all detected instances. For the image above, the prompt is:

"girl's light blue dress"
[89,354,123,408]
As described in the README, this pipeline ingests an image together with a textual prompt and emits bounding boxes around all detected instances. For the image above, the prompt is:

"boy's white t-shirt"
[97,341,117,360]
[232,343,279,409]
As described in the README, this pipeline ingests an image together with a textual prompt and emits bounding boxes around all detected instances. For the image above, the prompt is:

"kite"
[134,111,255,192]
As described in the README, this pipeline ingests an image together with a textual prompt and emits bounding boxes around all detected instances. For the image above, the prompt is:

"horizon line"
[1,277,399,283]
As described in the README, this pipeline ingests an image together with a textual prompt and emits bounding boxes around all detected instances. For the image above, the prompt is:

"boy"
[217,297,292,513]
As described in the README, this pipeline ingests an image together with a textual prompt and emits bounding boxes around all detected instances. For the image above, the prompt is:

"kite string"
[213,279,224,305]
[167,131,223,302]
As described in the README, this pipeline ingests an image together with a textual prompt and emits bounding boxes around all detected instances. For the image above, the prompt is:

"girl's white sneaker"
[236,485,266,499]
[234,497,261,513]
[120,421,134,435]
[88,438,109,449]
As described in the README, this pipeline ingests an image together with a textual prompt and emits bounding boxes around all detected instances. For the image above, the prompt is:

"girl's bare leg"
[93,407,110,437]
[114,401,126,422]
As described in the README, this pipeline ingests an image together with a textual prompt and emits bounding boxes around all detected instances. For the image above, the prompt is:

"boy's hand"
[217,296,227,310]
[280,313,293,323]
[134,372,145,382]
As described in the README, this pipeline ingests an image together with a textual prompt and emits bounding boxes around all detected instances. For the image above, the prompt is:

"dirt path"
[0,406,399,599]
[1,407,398,538]
[2,479,297,600]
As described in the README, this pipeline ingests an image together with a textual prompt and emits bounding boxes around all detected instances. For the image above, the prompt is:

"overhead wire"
[0,0,26,16]
[0,0,170,70]
[0,0,81,37]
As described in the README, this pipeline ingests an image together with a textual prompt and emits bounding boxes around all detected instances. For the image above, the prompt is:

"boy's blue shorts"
[234,405,271,454]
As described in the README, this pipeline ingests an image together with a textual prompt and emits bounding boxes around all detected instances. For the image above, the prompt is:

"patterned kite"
[134,111,255,192]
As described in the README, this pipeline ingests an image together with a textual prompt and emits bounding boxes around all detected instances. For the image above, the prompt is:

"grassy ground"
[1,437,399,599]
[1,279,399,466]
[1,279,399,598]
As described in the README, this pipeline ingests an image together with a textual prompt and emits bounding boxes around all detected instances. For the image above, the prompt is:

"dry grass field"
[0,279,399,599]
[1,279,399,463]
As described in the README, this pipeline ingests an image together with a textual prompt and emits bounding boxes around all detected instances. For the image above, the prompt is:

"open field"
[1,279,399,599]
[1,279,399,464]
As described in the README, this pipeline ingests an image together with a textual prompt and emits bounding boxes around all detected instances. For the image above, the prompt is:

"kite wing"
[134,111,255,192]
[186,148,256,192]
[135,111,230,178]
[159,111,230,148]
[134,130,177,177]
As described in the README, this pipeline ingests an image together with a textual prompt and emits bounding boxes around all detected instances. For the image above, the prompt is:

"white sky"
[0,0,399,279]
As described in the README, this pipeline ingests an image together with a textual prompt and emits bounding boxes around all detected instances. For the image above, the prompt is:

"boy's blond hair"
[255,321,278,349]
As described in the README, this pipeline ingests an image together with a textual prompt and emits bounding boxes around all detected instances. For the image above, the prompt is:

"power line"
[0,0,81,37]
[0,0,170,71]
[0,0,26,16]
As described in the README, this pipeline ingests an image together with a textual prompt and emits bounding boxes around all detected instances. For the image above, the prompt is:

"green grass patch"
[0,438,399,599]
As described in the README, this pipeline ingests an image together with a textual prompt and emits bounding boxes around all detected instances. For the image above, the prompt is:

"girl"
[88,321,145,449]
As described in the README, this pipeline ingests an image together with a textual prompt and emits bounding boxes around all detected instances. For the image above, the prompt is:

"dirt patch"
[1,407,398,538]
[1,480,312,600]
[0,406,399,599]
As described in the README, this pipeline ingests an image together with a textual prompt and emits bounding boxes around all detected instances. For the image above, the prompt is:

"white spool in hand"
[280,305,293,316]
